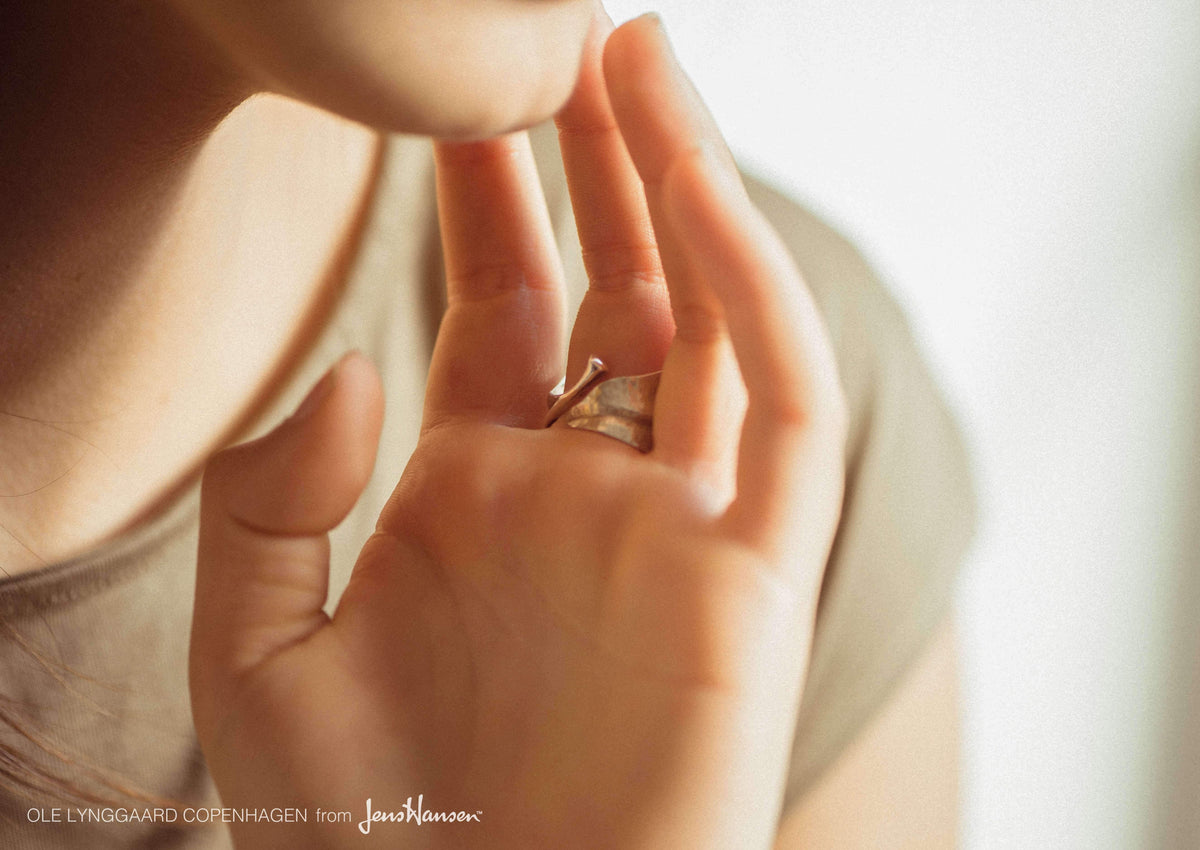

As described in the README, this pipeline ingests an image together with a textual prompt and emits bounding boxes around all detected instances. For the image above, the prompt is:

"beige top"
[0,123,974,848]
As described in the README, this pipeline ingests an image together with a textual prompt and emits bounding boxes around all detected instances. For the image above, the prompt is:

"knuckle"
[670,302,726,346]
[437,138,522,169]
[555,121,621,142]
[448,261,555,304]
[762,394,812,432]
[760,377,847,438]
[378,427,508,534]
[581,242,664,290]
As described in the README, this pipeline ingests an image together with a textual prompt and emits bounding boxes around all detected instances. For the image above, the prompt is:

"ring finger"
[554,10,675,388]
[424,132,567,431]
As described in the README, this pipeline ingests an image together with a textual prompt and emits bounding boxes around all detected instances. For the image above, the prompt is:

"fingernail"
[637,12,673,56]
[639,11,665,30]
[634,12,714,132]
[292,358,341,422]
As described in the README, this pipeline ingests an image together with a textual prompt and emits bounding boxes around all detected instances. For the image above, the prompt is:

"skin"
[0,0,590,573]
[162,0,597,139]
[0,0,958,845]
[191,15,848,849]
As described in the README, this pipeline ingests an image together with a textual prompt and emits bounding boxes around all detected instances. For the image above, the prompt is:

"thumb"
[190,351,384,742]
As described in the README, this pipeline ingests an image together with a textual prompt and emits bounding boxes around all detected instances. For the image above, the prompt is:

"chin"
[264,60,583,141]
[403,74,583,141]
[169,0,596,140]
[299,28,591,140]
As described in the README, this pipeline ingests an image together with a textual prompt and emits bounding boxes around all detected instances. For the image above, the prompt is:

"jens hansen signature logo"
[358,796,482,834]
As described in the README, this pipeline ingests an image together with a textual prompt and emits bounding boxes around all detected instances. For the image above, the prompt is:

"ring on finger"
[544,355,661,453]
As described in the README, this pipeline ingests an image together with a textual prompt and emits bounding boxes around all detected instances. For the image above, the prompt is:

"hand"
[189,13,846,850]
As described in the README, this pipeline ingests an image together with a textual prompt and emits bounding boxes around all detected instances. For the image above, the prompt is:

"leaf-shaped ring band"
[544,355,662,453]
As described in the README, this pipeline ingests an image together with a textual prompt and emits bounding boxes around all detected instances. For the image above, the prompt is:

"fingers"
[602,16,741,472]
[663,148,846,557]
[554,9,674,383]
[425,133,566,430]
[605,17,846,556]
[190,353,384,743]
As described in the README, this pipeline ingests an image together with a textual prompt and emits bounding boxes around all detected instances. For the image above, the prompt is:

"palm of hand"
[209,420,803,849]
[191,16,845,850]
[306,422,799,844]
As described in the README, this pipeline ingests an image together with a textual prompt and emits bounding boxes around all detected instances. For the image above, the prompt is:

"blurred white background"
[601,1,1200,847]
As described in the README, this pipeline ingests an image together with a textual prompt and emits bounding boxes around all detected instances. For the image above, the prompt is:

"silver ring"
[545,356,661,453]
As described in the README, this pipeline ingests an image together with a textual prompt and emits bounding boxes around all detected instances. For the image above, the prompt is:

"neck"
[1,0,246,405]
[0,1,383,573]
